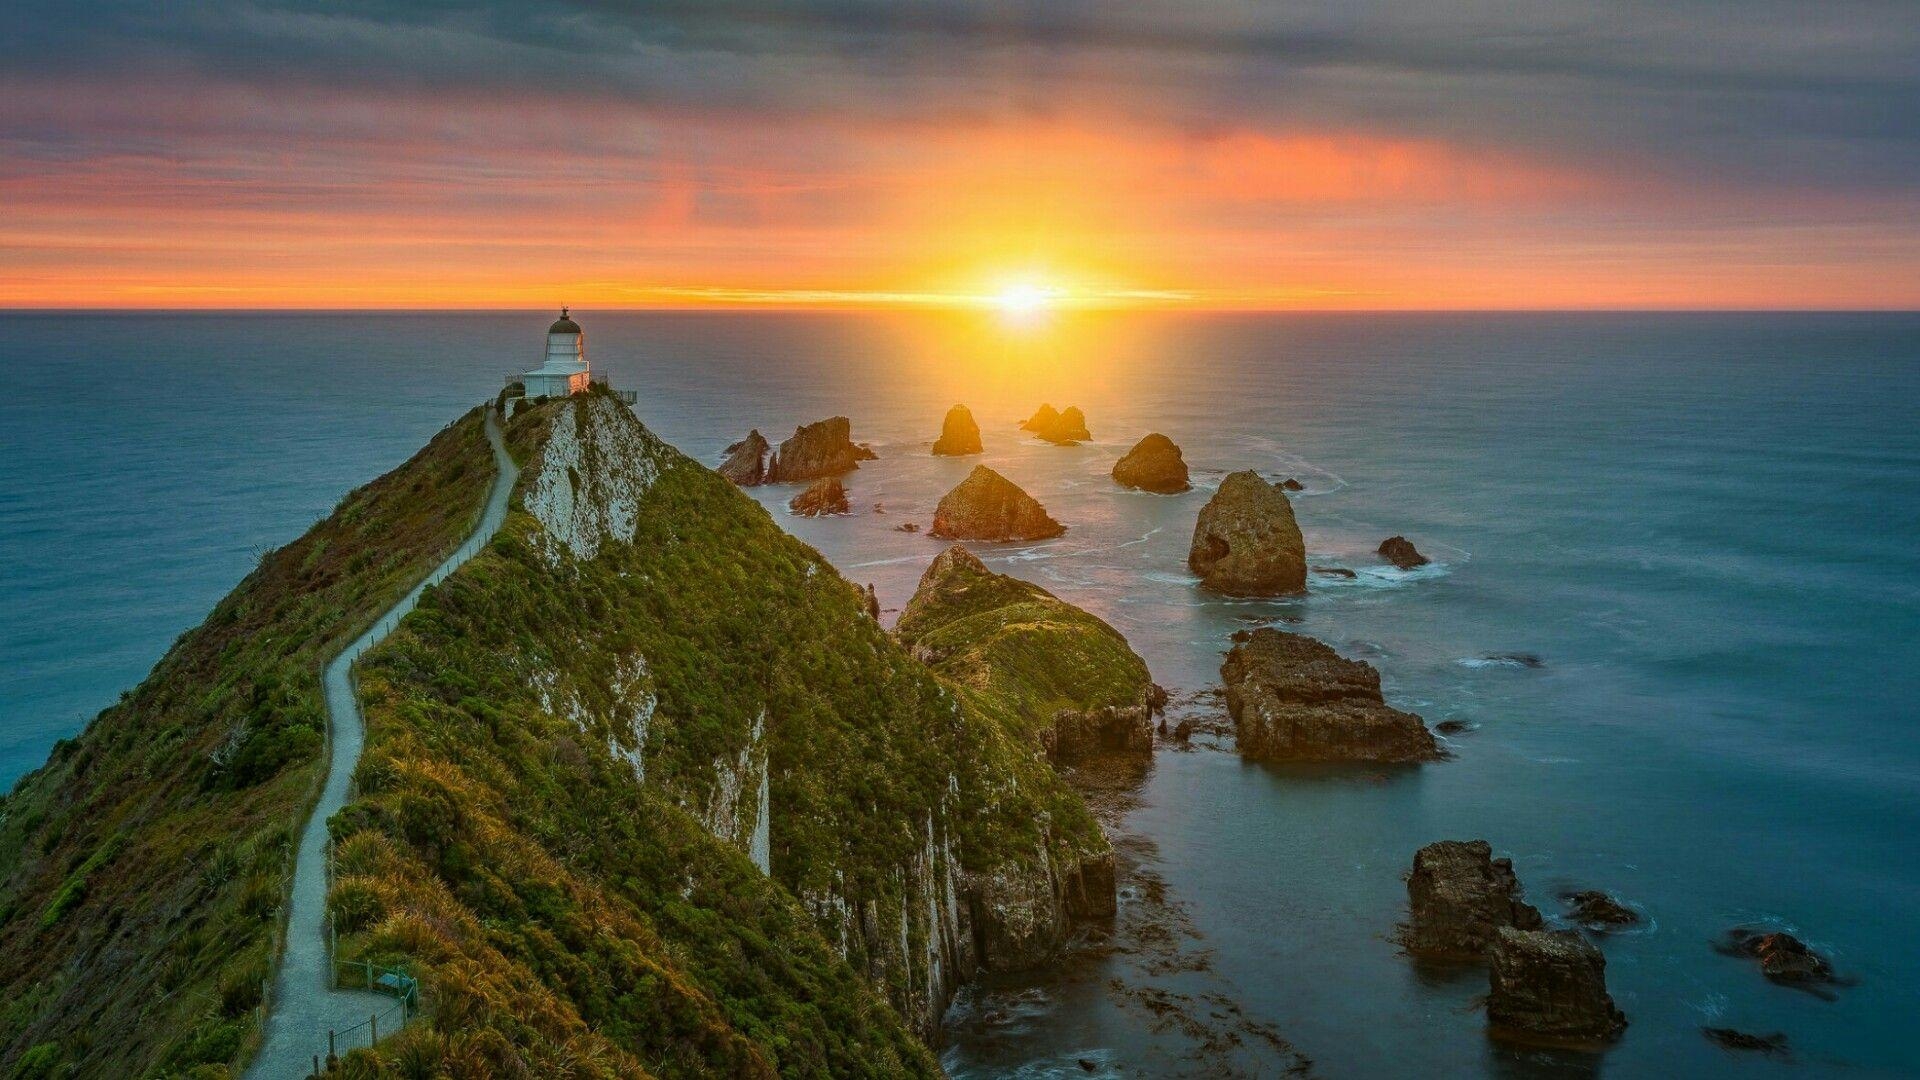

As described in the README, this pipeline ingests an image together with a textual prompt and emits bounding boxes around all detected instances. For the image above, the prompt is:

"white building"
[521,307,591,399]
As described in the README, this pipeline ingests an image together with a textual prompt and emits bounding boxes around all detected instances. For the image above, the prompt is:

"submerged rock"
[1278,477,1305,492]
[894,522,920,533]
[789,477,850,517]
[1718,928,1839,988]
[1702,1027,1789,1055]
[1379,535,1430,569]
[1433,718,1472,735]
[1311,565,1357,579]
[930,466,1065,542]
[718,429,770,485]
[1111,433,1191,493]
[1564,890,1639,930]
[765,416,877,483]
[1188,471,1307,595]
[1222,628,1440,763]
[1405,840,1543,959]
[1022,403,1092,444]
[1487,928,1627,1044]
[932,404,984,456]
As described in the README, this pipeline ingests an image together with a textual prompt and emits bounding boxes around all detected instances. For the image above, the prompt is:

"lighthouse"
[520,307,591,399]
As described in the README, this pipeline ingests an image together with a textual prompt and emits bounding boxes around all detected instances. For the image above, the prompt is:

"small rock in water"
[1378,535,1429,569]
[1278,477,1305,491]
[932,404,984,456]
[1311,565,1358,579]
[788,477,850,516]
[1702,1027,1790,1055]
[1482,652,1545,669]
[1077,1058,1098,1072]
[1563,890,1638,930]
[1718,928,1840,989]
[1434,718,1472,735]
[894,522,920,533]
[1111,433,1191,493]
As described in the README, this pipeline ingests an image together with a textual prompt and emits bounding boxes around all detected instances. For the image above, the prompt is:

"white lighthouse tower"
[520,307,591,399]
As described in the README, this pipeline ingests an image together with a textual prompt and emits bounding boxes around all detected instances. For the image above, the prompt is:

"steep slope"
[310,392,1115,1073]
[0,411,497,1079]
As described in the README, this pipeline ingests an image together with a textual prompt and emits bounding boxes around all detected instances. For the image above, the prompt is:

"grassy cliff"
[0,411,496,1079]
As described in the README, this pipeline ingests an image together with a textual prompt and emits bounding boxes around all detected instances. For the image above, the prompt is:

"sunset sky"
[3,1,1917,309]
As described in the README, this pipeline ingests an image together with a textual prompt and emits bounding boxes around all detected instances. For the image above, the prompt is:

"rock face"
[1222,629,1440,763]
[788,476,849,516]
[1379,535,1430,569]
[1022,404,1091,444]
[1564,890,1638,930]
[1111,433,1191,493]
[1487,928,1627,1044]
[764,416,877,483]
[1703,1027,1789,1055]
[932,404,984,456]
[896,546,1160,764]
[930,466,1065,542]
[1188,471,1306,595]
[1405,840,1543,959]
[1719,928,1838,987]
[718,429,770,485]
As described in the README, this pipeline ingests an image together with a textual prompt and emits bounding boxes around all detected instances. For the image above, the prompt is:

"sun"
[991,280,1060,321]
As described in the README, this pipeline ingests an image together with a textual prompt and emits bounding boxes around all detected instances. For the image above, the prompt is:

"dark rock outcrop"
[1379,535,1429,569]
[1022,404,1091,445]
[1311,565,1357,579]
[1188,471,1306,595]
[788,477,850,516]
[930,466,1065,542]
[764,417,876,483]
[932,404,984,456]
[1487,928,1627,1044]
[1718,928,1838,988]
[1278,477,1304,491]
[894,522,920,533]
[1564,890,1638,930]
[1405,840,1542,959]
[1111,433,1191,493]
[718,429,770,485]
[1703,1027,1789,1055]
[1223,629,1440,763]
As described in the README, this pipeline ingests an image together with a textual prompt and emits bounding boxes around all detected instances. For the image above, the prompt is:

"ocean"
[2,311,1916,1076]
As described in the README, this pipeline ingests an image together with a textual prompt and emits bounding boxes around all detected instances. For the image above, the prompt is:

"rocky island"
[1112,432,1191,493]
[1222,628,1441,763]
[1404,839,1543,959]
[1188,470,1306,595]
[721,416,876,485]
[930,465,1066,542]
[1021,403,1092,445]
[1488,928,1628,1045]
[932,403,983,455]
[788,475,849,515]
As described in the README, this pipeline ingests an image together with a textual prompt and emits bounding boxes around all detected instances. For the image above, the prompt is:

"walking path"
[249,408,518,1078]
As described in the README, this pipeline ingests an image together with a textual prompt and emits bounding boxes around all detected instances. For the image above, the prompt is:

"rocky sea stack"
[930,465,1065,542]
[1487,928,1628,1044]
[1022,404,1092,445]
[897,545,1162,763]
[932,404,983,456]
[1188,470,1306,595]
[718,428,770,485]
[765,416,877,483]
[789,476,849,516]
[1112,433,1191,493]
[1222,628,1440,763]
[1379,535,1430,569]
[1404,840,1543,959]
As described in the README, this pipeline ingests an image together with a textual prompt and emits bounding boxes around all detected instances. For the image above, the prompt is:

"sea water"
[2,311,1916,1077]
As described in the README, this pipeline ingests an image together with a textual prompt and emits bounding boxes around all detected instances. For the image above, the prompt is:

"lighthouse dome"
[548,307,581,335]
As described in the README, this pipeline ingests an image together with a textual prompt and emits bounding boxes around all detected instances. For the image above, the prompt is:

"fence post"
[312,1053,320,1079]
[328,1029,335,1058]
[366,958,373,989]
[370,1012,378,1045]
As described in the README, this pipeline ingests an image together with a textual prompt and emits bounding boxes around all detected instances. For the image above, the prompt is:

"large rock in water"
[718,429,769,485]
[765,416,877,483]
[1112,433,1191,493]
[1222,628,1440,763]
[930,466,1065,542]
[897,545,1161,763]
[1022,403,1092,444]
[1378,535,1429,569]
[1487,928,1628,1044]
[1188,471,1306,595]
[788,476,849,516]
[1404,840,1543,959]
[932,404,983,456]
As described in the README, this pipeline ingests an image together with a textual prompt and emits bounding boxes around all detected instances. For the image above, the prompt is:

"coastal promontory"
[932,404,984,455]
[1188,470,1306,595]
[1112,433,1191,493]
[1222,628,1440,763]
[930,465,1066,541]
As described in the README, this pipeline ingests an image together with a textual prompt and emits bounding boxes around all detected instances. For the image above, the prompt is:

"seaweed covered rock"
[1488,928,1627,1044]
[1405,840,1542,959]
[765,416,877,483]
[1188,471,1306,595]
[1222,628,1440,763]
[1379,535,1429,569]
[1112,433,1191,493]
[719,429,770,485]
[1022,404,1091,445]
[897,546,1160,763]
[932,404,983,456]
[789,476,850,516]
[930,466,1065,542]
